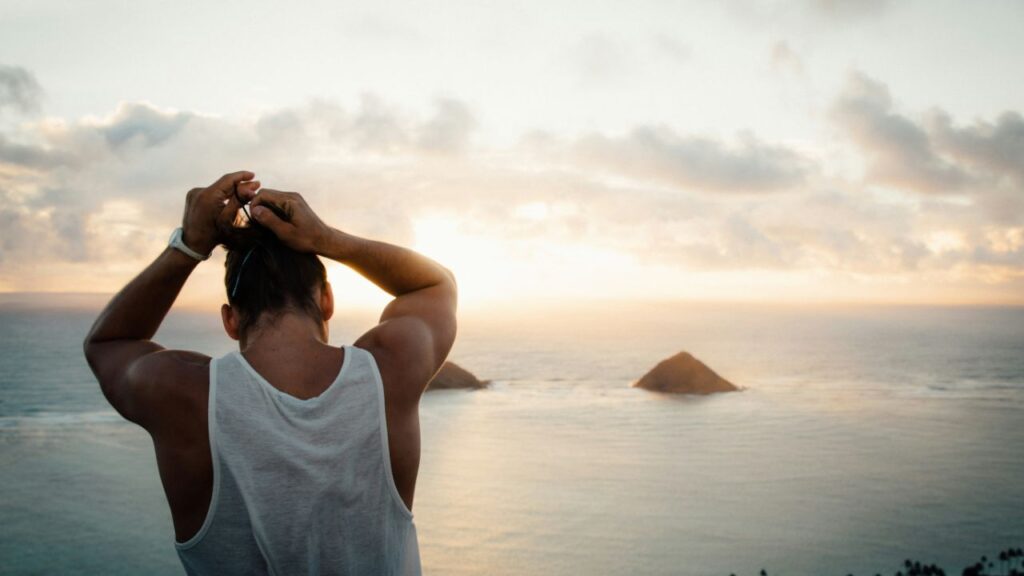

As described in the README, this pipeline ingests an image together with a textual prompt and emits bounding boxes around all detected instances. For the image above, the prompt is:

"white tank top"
[175,344,421,575]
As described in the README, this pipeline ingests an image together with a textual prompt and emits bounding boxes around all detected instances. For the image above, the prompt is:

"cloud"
[832,72,968,193]
[809,0,890,20]
[625,187,931,274]
[572,126,809,193]
[0,65,43,115]
[416,98,476,154]
[0,134,71,169]
[769,40,803,75]
[345,94,409,153]
[651,34,691,64]
[100,103,193,149]
[833,72,1024,202]
[929,110,1024,187]
[726,0,891,26]
[249,95,477,157]
[566,33,637,86]
[0,92,483,273]
[0,66,1021,302]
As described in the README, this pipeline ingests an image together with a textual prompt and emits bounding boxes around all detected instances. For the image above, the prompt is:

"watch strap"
[169,227,210,261]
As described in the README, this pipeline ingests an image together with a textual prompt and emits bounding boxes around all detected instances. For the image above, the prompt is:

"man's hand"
[242,188,332,254]
[182,170,260,255]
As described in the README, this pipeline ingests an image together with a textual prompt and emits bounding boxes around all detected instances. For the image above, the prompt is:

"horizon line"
[3,291,1023,311]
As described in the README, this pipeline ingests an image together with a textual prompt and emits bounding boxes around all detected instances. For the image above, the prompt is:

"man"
[83,171,457,575]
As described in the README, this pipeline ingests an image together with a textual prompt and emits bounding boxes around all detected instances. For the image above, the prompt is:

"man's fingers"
[250,204,288,236]
[249,188,290,207]
[236,180,262,202]
[219,194,244,227]
[210,170,256,194]
[202,180,258,232]
[250,189,297,220]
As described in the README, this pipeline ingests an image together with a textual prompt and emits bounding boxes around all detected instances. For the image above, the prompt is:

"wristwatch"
[168,227,211,261]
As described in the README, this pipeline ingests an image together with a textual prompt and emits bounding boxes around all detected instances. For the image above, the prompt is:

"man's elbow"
[440,264,456,286]
[82,321,104,363]
[82,340,106,383]
[440,266,457,295]
[441,268,458,311]
[82,335,117,381]
[83,337,97,367]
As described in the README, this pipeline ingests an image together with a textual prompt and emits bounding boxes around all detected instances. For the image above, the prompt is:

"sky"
[0,0,1022,309]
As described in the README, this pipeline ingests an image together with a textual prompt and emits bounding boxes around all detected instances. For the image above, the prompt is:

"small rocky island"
[426,361,490,391]
[632,351,739,395]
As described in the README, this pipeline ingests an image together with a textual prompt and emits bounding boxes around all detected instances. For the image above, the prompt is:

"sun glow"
[326,263,393,311]
[407,211,685,306]
[411,214,516,306]
[326,213,535,310]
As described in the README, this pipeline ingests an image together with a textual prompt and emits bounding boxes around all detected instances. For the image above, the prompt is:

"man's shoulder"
[129,349,212,433]
[355,325,434,405]
[134,349,212,385]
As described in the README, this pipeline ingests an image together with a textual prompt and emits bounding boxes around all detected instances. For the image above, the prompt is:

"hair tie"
[230,245,258,300]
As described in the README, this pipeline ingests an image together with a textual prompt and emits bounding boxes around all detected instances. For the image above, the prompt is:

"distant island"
[426,361,490,391]
[632,351,739,395]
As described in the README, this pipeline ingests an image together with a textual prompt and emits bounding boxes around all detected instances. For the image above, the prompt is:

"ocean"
[1,301,1022,575]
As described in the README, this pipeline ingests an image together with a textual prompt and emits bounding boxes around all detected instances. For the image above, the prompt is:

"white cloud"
[0,67,1022,303]
[571,126,809,193]
[831,72,968,193]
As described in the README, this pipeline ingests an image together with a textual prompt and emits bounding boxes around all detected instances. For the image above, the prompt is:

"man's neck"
[240,312,328,355]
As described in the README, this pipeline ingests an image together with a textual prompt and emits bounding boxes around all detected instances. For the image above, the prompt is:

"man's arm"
[322,229,458,389]
[83,171,259,429]
[84,247,203,426]
[246,189,458,401]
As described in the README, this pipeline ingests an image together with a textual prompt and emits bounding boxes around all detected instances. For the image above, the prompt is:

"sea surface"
[1,301,1022,575]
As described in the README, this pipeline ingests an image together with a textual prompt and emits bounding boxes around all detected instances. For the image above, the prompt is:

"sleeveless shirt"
[175,345,421,575]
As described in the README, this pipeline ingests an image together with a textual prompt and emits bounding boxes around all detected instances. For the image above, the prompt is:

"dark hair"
[222,207,328,337]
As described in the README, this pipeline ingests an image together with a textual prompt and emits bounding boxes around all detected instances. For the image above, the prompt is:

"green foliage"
[730,547,1024,576]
